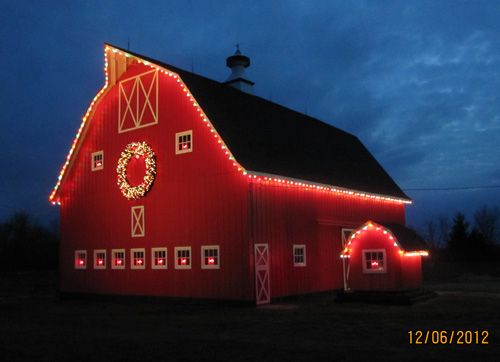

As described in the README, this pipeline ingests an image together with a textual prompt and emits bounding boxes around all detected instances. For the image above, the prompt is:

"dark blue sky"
[1,1,499,230]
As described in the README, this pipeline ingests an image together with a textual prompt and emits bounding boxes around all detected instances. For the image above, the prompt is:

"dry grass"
[0,272,499,361]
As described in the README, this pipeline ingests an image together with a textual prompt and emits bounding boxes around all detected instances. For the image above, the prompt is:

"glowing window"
[175,247,191,269]
[131,248,146,270]
[91,151,104,171]
[152,247,167,269]
[93,249,107,269]
[75,250,87,269]
[111,249,125,270]
[175,130,193,154]
[362,249,386,273]
[293,245,306,267]
[201,245,220,269]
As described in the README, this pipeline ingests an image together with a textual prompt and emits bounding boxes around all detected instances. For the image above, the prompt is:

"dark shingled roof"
[381,223,429,251]
[110,44,410,200]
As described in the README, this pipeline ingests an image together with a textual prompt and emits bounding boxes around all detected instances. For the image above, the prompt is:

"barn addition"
[49,43,427,304]
[340,221,428,292]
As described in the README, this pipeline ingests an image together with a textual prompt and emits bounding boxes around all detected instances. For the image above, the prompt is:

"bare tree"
[438,215,449,247]
[474,205,499,244]
[423,220,438,248]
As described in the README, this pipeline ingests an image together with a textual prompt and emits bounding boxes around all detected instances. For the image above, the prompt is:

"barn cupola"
[223,45,254,94]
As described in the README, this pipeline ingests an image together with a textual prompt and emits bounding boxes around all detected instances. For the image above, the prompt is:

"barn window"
[152,247,168,269]
[112,249,125,269]
[91,151,104,171]
[93,249,107,269]
[201,245,220,269]
[362,249,386,273]
[175,247,191,269]
[131,248,146,269]
[293,245,306,267]
[75,250,87,269]
[175,130,193,154]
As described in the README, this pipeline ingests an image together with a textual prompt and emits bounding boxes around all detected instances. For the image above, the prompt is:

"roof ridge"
[104,42,356,139]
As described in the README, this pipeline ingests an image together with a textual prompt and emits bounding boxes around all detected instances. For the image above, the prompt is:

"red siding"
[57,57,409,302]
[346,227,423,291]
[59,61,251,300]
[249,183,405,298]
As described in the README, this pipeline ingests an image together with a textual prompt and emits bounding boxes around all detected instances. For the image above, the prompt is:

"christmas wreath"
[116,142,156,200]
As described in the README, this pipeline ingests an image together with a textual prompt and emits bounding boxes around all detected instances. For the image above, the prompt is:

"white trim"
[201,245,220,269]
[151,247,168,270]
[91,150,104,171]
[292,244,306,267]
[118,69,159,133]
[341,228,355,291]
[362,249,387,274]
[174,246,192,269]
[254,244,270,305]
[111,248,126,270]
[131,206,145,237]
[74,250,87,269]
[130,248,146,270]
[93,249,107,270]
[175,130,193,155]
[247,170,412,204]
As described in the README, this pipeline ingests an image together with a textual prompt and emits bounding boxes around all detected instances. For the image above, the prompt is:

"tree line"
[422,205,500,261]
[0,212,59,271]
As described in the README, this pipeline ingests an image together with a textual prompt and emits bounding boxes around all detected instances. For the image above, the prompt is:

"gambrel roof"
[49,43,410,203]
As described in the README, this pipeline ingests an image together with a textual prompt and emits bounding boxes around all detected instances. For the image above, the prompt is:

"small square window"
[111,249,126,270]
[131,248,146,270]
[152,247,168,269]
[293,245,306,267]
[93,249,107,269]
[201,245,220,269]
[91,151,104,171]
[362,249,386,273]
[175,247,191,269]
[175,130,193,154]
[75,250,87,269]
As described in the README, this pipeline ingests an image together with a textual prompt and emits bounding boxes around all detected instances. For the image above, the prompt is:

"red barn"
[340,221,428,292]
[49,43,427,304]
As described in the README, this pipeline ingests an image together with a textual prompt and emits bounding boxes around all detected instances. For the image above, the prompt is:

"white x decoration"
[119,69,158,133]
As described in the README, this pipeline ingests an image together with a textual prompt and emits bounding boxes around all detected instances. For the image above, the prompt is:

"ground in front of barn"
[0,271,498,361]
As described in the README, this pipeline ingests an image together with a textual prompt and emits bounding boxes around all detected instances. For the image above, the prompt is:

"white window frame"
[91,150,104,171]
[341,228,355,247]
[151,247,168,270]
[175,246,192,269]
[93,249,107,270]
[131,205,145,237]
[362,249,387,274]
[201,245,220,269]
[75,250,87,270]
[111,249,126,270]
[175,130,193,155]
[130,248,146,270]
[293,244,307,267]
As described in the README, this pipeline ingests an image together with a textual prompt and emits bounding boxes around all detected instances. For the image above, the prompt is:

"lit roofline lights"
[49,45,412,206]
[340,221,429,258]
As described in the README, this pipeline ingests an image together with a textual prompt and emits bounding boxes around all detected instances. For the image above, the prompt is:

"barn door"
[341,229,354,291]
[254,244,270,305]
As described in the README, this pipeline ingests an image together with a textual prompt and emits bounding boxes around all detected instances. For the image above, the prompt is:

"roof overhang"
[49,44,413,206]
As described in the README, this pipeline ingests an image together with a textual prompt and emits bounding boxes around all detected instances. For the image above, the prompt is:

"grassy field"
[0,272,499,361]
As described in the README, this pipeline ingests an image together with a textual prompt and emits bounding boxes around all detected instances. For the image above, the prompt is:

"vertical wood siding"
[249,182,406,298]
[60,61,251,300]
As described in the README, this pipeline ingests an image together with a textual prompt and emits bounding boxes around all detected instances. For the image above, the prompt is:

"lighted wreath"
[116,141,156,200]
